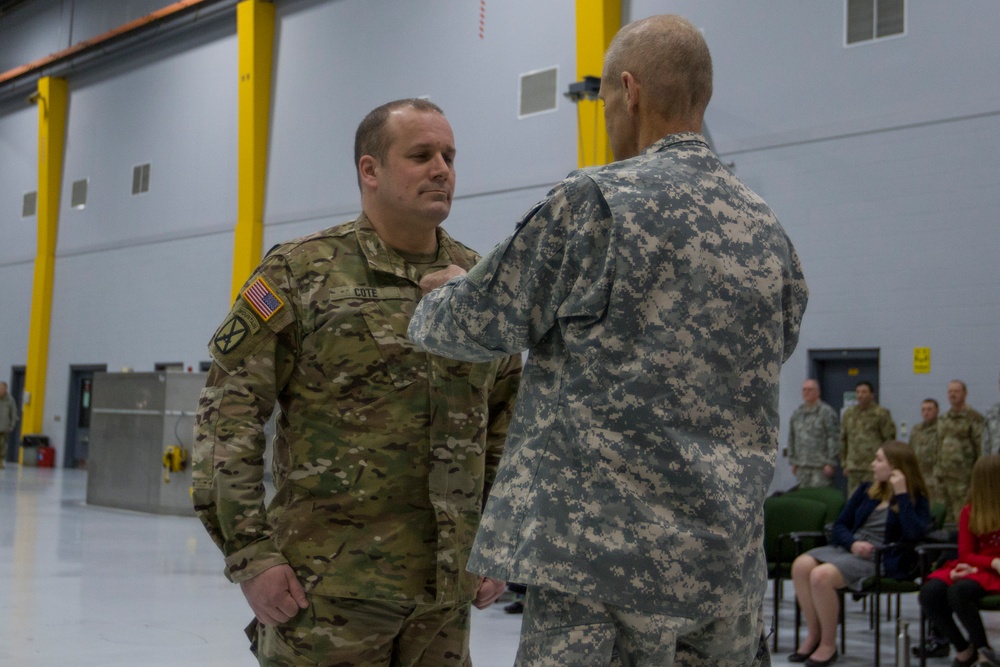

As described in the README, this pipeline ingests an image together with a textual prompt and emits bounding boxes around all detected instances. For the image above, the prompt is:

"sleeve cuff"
[224,540,288,583]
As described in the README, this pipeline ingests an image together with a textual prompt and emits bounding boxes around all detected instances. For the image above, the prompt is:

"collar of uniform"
[646,131,710,156]
[354,212,471,282]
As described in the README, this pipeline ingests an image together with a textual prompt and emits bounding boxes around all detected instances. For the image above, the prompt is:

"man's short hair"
[949,379,968,392]
[856,381,874,393]
[354,98,445,188]
[922,398,939,409]
[603,14,713,122]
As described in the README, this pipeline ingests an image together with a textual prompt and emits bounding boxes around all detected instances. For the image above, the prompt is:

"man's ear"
[621,71,640,114]
[358,155,379,190]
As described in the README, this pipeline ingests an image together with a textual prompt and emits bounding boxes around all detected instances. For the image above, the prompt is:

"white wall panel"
[0,104,39,265]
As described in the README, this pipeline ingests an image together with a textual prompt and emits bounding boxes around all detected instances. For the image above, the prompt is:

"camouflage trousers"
[247,596,471,667]
[922,473,944,512]
[933,474,971,524]
[515,586,771,667]
[793,466,833,489]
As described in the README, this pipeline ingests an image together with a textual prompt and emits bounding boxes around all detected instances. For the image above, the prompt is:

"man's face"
[0,383,6,398]
[598,69,638,161]
[855,384,874,407]
[369,108,456,230]
[920,401,938,423]
[947,382,966,409]
[801,381,820,405]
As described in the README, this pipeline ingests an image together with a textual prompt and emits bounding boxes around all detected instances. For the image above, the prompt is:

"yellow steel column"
[231,0,275,301]
[575,0,621,168]
[21,76,68,445]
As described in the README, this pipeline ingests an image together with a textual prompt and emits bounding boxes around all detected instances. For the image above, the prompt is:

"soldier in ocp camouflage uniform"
[840,381,896,495]
[193,99,521,667]
[787,380,840,489]
[908,398,942,504]
[983,373,1000,457]
[408,15,808,667]
[0,382,18,469]
[935,380,984,522]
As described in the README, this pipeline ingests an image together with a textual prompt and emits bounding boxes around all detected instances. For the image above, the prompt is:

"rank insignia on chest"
[242,276,284,321]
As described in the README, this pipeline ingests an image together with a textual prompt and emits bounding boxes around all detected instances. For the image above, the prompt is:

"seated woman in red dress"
[918,453,1000,667]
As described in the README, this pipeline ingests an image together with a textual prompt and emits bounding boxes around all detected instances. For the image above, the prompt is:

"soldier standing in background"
[788,379,840,489]
[909,398,942,504]
[0,381,19,469]
[840,381,896,495]
[409,14,808,666]
[982,372,1000,457]
[191,99,521,666]
[935,380,984,522]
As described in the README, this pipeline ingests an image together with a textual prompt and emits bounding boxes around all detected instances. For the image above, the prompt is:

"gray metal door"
[64,365,106,468]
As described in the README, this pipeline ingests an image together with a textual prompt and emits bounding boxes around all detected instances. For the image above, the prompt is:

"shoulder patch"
[213,313,251,355]
[242,276,284,321]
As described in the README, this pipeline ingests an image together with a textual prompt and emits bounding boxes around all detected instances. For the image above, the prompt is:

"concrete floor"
[2,466,996,666]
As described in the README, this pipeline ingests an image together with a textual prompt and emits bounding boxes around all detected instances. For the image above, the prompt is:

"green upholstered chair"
[763,494,828,651]
[784,486,846,526]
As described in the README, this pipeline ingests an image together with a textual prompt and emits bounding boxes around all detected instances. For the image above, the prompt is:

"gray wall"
[2,1,999,492]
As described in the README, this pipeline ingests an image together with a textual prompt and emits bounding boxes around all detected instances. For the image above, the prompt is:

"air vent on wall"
[132,163,150,195]
[847,0,904,45]
[519,66,558,118]
[71,179,88,209]
[22,191,37,217]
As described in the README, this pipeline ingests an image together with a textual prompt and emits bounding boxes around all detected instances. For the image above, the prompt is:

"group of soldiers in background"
[787,374,1000,523]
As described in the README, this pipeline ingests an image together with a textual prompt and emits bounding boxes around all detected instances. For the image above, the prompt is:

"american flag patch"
[242,276,284,321]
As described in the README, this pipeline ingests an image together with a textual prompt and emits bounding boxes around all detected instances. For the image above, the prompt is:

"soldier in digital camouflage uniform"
[908,398,942,504]
[192,99,521,667]
[935,380,984,522]
[983,373,1000,457]
[840,381,896,495]
[788,380,840,489]
[407,15,808,667]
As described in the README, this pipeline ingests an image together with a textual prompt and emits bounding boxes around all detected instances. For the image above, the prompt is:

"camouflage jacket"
[840,404,895,472]
[408,133,808,618]
[908,419,938,479]
[788,402,839,468]
[984,403,1000,457]
[192,214,521,605]
[936,407,984,479]
[0,393,17,433]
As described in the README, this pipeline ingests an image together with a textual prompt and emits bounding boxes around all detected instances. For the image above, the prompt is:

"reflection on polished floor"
[2,467,997,666]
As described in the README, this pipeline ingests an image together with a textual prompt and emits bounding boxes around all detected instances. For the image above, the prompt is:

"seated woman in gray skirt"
[788,440,931,667]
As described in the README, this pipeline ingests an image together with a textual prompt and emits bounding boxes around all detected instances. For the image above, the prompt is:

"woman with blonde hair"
[918,453,1000,667]
[788,441,931,666]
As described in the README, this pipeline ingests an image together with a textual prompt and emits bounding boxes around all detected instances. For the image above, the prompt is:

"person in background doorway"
[0,381,19,469]
[788,379,840,489]
[409,14,807,666]
[936,380,985,523]
[840,381,896,495]
[192,99,521,666]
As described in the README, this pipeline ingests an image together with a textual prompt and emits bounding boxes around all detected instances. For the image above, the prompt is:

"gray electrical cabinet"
[86,371,205,516]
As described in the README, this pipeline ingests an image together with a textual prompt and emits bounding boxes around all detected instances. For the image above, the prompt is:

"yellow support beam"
[22,76,68,443]
[231,0,275,302]
[575,0,621,168]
